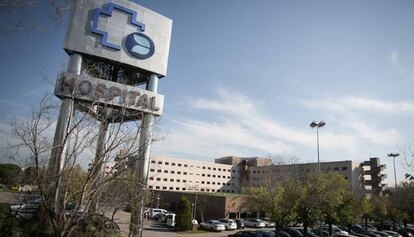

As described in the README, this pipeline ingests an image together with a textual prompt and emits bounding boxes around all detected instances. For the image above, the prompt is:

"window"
[213,168,216,171]
[177,171,181,174]
[183,180,187,183]
[207,182,210,184]
[218,168,222,171]
[213,175,216,178]
[165,162,169,165]
[155,186,160,189]
[172,163,176,166]
[206,189,210,192]
[177,179,180,182]
[202,166,206,169]
[158,161,162,164]
[149,177,154,180]
[334,167,339,171]
[183,172,187,175]
[164,170,168,173]
[212,189,215,192]
[227,176,231,179]
[176,187,180,190]
[149,185,153,189]
[222,182,226,185]
[151,160,155,164]
[228,169,231,172]
[202,174,205,177]
[163,178,167,181]
[182,188,186,191]
[218,175,221,178]
[201,181,205,184]
[208,167,211,170]
[170,179,174,182]
[253,171,256,173]
[169,187,173,190]
[232,177,235,179]
[156,178,161,181]
[212,182,216,185]
[150,169,155,172]
[342,167,348,171]
[200,188,205,191]
[162,186,167,190]
[171,171,175,174]
[207,174,211,177]
[157,169,161,173]
[232,170,236,172]
[184,164,188,167]
[178,163,182,167]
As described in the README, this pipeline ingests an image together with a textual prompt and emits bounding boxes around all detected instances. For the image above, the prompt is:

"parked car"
[296,227,320,237]
[166,213,175,227]
[322,225,349,236]
[236,219,246,229]
[282,227,304,237]
[200,220,226,231]
[219,219,238,230]
[228,230,277,237]
[396,228,414,237]
[151,208,168,218]
[263,218,276,227]
[312,229,330,237]
[244,219,266,228]
[383,230,403,237]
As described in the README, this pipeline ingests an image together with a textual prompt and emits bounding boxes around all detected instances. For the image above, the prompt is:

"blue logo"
[91,3,155,60]
[125,33,155,59]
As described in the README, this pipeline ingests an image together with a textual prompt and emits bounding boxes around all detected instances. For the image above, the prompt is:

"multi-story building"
[146,156,241,193]
[145,156,387,196]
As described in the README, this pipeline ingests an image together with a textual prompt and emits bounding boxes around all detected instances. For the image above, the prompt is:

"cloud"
[347,121,401,145]
[390,50,400,66]
[300,96,414,115]
[154,87,360,159]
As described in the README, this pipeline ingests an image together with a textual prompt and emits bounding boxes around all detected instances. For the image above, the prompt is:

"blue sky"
[0,0,413,187]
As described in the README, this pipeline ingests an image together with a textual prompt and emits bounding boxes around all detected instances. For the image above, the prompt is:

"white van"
[166,213,175,227]
[151,208,168,218]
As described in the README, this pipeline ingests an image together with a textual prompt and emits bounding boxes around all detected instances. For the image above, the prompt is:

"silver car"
[244,219,266,228]
[218,219,237,230]
[200,220,226,231]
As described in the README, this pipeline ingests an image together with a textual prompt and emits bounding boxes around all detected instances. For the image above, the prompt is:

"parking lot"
[111,210,273,237]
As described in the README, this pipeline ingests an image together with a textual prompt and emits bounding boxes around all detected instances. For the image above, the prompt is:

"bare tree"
[5,75,161,237]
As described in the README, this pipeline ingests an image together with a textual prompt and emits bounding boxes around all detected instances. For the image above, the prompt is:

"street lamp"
[191,203,195,219]
[387,153,400,188]
[310,120,326,174]
[156,196,160,209]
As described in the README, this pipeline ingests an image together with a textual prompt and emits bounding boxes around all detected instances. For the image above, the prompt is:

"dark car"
[228,230,276,237]
[312,229,329,237]
[297,228,320,237]
[282,227,304,237]
[397,229,414,237]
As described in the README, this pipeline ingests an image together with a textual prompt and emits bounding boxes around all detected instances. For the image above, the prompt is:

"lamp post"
[157,196,160,209]
[191,203,195,219]
[309,121,326,174]
[387,153,400,189]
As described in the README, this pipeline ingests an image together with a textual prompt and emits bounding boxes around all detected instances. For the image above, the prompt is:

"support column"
[48,54,82,212]
[129,74,158,237]
[89,121,109,214]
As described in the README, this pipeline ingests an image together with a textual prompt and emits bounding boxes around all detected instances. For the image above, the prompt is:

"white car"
[151,208,168,218]
[244,219,266,228]
[200,220,226,231]
[218,219,237,230]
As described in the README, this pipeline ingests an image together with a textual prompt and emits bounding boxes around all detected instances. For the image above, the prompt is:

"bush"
[175,196,192,231]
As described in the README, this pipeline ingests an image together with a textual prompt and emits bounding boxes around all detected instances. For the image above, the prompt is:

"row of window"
[148,168,234,179]
[150,160,233,172]
[148,185,236,193]
[148,177,236,186]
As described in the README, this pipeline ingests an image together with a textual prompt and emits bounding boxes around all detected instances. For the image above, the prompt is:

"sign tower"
[49,1,172,236]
